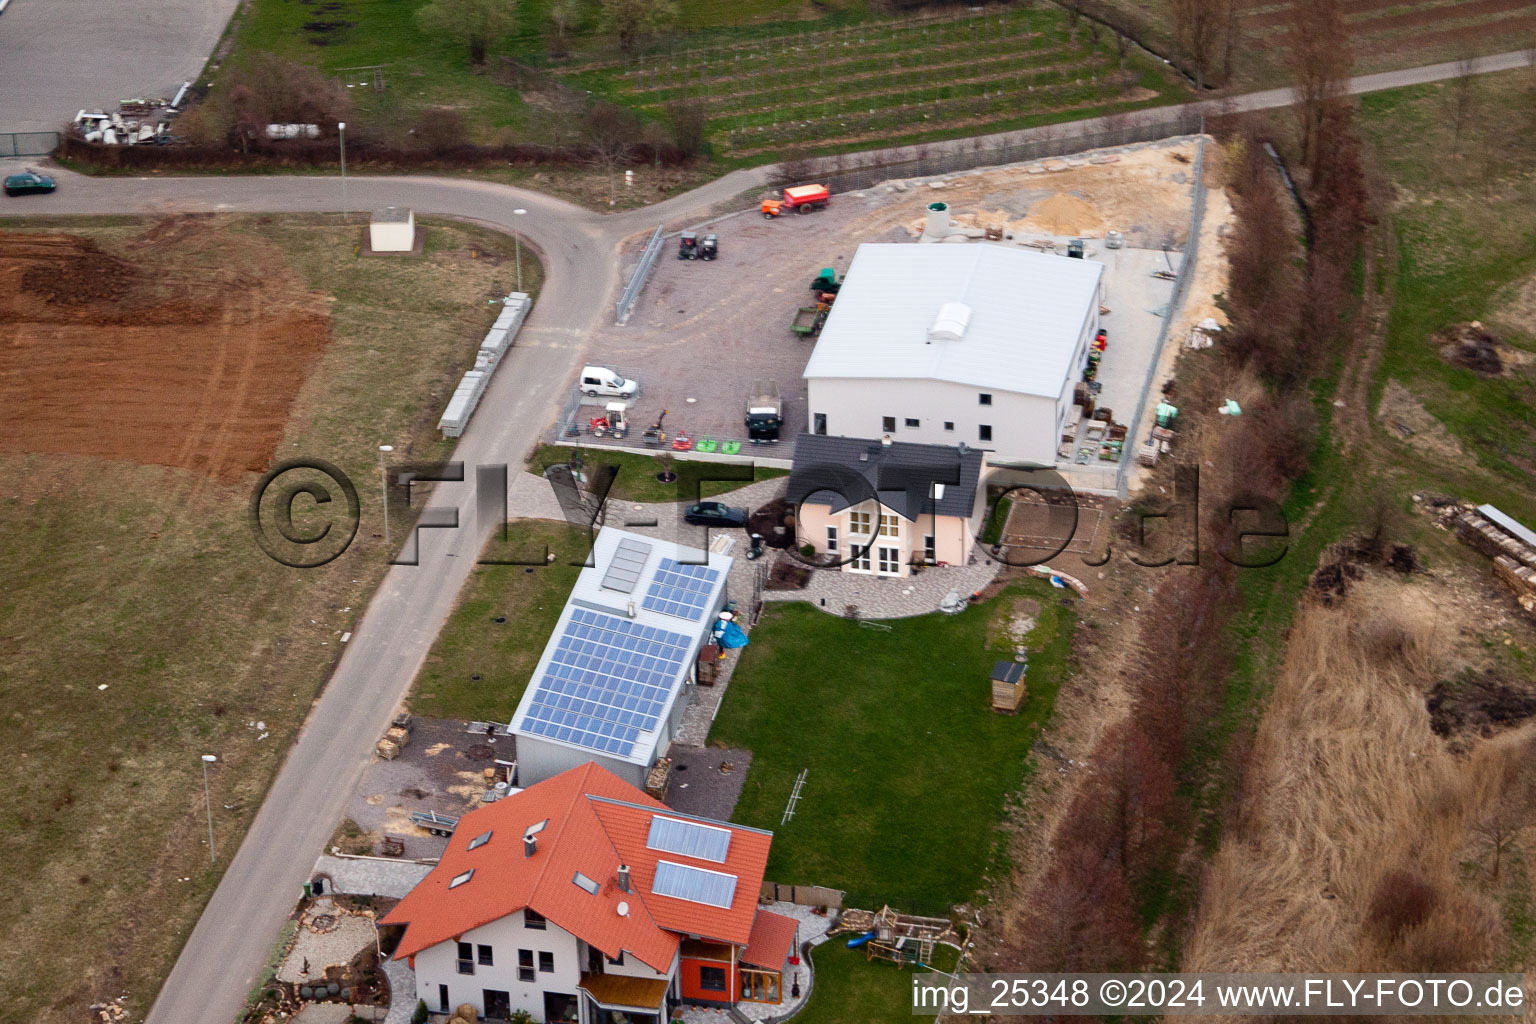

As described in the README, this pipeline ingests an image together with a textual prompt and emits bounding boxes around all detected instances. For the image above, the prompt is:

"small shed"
[369,207,415,252]
[990,659,1027,713]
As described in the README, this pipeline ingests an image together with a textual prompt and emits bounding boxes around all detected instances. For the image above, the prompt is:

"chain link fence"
[615,224,665,325]
[778,109,1204,195]
[0,131,59,158]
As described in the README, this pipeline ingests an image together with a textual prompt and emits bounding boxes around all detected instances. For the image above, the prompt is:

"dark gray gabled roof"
[787,434,983,521]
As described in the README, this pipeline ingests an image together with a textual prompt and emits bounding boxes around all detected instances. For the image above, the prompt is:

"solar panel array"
[601,536,653,594]
[647,815,732,863]
[652,860,738,908]
[519,609,692,757]
[642,558,722,621]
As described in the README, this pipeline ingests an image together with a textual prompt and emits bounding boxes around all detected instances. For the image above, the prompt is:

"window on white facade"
[882,416,896,433]
[524,909,547,930]
[979,424,992,442]
[944,421,954,431]
[848,511,872,535]
[924,535,936,563]
[826,526,838,553]
[539,951,555,973]
[878,546,900,574]
[904,417,919,428]
[878,513,899,537]
[979,393,992,405]
[518,949,535,983]
[851,546,871,571]
[477,944,494,966]
[457,942,475,975]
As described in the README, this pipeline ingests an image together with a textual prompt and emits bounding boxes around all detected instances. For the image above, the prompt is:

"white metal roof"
[802,243,1103,398]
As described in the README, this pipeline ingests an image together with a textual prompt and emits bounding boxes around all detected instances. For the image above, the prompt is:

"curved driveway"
[1,47,1528,1024]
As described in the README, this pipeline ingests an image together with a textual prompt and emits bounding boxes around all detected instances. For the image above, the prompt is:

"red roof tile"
[589,797,772,946]
[740,910,799,970]
[381,763,677,972]
[381,762,775,972]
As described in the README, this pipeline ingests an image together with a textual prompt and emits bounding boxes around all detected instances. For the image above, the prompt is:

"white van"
[579,365,637,398]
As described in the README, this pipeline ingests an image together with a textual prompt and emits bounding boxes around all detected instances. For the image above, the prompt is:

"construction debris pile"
[71,82,192,146]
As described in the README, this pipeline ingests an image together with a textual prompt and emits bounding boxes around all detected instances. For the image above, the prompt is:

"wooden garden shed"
[990,660,1027,713]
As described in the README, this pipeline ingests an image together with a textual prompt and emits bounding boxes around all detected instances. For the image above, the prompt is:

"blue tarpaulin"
[717,620,749,649]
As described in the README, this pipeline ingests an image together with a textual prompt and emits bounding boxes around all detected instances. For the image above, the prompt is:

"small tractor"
[698,233,718,260]
[679,231,699,259]
[810,267,842,294]
[762,183,830,218]
[589,402,629,439]
[643,409,669,448]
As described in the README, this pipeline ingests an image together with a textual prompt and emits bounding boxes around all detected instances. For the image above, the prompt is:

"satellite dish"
[617,901,630,917]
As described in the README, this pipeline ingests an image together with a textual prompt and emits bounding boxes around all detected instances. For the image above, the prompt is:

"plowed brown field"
[0,220,331,481]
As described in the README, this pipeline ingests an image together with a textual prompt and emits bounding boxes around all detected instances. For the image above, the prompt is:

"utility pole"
[512,208,526,293]
[338,122,348,221]
[201,754,218,864]
[378,445,394,548]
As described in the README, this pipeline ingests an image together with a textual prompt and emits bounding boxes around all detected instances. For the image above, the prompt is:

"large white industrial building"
[802,243,1104,466]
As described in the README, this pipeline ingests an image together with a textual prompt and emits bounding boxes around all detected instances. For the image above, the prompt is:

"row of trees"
[1005,0,1373,973]
[413,0,678,62]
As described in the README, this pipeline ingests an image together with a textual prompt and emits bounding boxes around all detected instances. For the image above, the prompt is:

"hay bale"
[456,1004,478,1021]
[385,726,410,745]
[375,738,400,761]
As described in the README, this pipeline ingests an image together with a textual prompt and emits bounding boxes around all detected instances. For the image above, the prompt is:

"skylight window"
[467,830,493,851]
[525,819,548,838]
[573,871,600,895]
[449,869,474,889]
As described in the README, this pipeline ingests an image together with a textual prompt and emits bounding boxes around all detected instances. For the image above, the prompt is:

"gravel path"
[312,855,432,899]
[381,956,419,1024]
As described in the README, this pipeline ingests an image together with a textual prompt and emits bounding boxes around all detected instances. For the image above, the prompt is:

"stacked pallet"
[1453,504,1536,613]
[439,292,532,438]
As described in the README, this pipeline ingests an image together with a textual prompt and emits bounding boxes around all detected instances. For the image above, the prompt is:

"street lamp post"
[338,122,348,222]
[378,444,394,548]
[201,754,218,864]
[512,208,527,293]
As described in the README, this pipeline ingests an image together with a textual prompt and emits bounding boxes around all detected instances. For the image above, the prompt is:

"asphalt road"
[1,47,1530,1024]
[0,0,240,134]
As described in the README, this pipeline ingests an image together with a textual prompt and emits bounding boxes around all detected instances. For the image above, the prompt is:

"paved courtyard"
[0,0,237,133]
[570,139,1204,465]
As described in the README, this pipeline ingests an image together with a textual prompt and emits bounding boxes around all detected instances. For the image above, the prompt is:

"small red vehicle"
[762,183,830,218]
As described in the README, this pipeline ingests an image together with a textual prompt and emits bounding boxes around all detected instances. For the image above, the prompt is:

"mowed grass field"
[712,582,1076,915]
[0,215,538,1024]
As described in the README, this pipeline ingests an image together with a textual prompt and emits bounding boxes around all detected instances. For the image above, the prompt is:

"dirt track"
[0,223,330,481]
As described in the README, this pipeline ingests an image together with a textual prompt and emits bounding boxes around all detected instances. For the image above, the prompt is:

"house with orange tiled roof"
[380,762,800,1023]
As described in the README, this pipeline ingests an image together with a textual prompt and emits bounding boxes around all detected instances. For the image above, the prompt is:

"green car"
[4,170,57,196]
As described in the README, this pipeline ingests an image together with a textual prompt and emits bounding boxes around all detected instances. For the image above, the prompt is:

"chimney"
[881,435,893,447]
[524,834,537,858]
[626,601,637,618]
[618,864,631,893]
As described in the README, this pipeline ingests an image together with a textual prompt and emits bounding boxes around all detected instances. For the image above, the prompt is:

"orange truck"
[761,183,830,218]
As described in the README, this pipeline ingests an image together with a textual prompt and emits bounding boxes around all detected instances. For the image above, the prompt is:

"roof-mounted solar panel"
[652,860,738,908]
[647,815,732,863]
[641,557,721,621]
[601,536,653,593]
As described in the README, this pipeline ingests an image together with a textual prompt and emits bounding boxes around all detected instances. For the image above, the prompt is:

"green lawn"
[712,581,1075,915]
[409,520,591,722]
[794,940,960,1024]
[528,444,786,504]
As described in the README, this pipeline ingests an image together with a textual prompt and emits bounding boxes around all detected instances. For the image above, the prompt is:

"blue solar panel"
[642,558,721,621]
[519,609,693,758]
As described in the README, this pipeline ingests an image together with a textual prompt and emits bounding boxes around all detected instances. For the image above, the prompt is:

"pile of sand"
[1024,192,1107,236]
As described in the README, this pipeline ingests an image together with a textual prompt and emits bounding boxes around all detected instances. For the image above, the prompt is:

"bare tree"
[1284,0,1352,175]
[548,0,581,54]
[584,101,641,204]
[1449,53,1477,156]
[1174,0,1230,90]
[415,0,517,65]
[600,0,678,54]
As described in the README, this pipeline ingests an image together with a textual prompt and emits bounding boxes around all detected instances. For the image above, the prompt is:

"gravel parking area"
[575,139,1205,473]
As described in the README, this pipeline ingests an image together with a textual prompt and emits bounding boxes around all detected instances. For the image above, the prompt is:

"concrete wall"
[518,741,648,790]
[413,910,583,1020]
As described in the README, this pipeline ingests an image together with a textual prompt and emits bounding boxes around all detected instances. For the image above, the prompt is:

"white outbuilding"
[368,206,416,252]
[803,242,1104,466]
